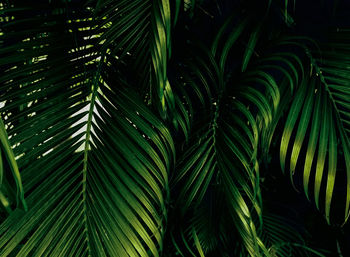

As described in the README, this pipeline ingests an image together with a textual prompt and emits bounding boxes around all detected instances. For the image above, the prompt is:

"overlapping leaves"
[92,0,177,125]
[170,16,281,256]
[1,0,350,256]
[0,1,174,256]
[279,36,350,224]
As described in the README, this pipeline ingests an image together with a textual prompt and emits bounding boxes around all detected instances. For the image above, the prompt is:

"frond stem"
[211,93,222,183]
[82,56,104,256]
[306,49,348,141]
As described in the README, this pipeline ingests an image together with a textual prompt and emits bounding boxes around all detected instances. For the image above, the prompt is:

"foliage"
[0,0,349,256]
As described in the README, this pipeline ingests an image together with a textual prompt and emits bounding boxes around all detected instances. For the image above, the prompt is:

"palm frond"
[93,0,178,126]
[0,1,174,256]
[170,15,283,256]
[278,35,350,224]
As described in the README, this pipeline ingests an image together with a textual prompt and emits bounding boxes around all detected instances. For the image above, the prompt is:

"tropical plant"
[0,0,350,256]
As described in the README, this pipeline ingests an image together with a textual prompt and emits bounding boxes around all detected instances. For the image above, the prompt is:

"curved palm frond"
[254,41,306,162]
[279,35,350,224]
[92,0,178,126]
[0,1,175,256]
[169,15,284,256]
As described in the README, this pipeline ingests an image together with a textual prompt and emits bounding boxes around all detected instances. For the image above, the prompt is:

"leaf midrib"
[309,52,349,142]
[81,62,101,256]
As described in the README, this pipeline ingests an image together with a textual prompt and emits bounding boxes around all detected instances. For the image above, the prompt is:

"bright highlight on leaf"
[0,117,27,212]
[280,36,350,224]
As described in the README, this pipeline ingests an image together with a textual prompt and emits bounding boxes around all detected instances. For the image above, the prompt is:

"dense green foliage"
[1,0,350,256]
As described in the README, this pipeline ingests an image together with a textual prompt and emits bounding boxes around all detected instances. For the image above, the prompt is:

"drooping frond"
[92,0,177,125]
[0,1,174,256]
[169,15,283,256]
[279,35,350,224]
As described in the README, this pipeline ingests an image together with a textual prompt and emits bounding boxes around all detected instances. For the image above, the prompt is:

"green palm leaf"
[170,16,282,256]
[0,1,174,256]
[279,35,350,224]
[93,0,177,125]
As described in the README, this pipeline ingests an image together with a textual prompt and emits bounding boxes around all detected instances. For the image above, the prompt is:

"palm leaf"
[279,35,350,224]
[92,0,177,125]
[0,1,174,256]
[170,16,282,256]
